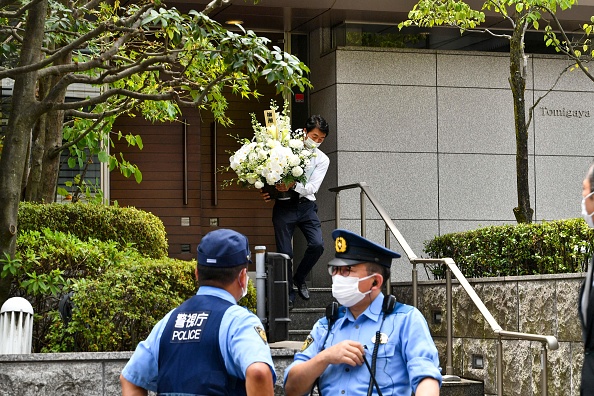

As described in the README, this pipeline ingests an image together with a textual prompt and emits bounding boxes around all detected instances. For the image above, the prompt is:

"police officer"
[284,229,442,396]
[120,229,275,396]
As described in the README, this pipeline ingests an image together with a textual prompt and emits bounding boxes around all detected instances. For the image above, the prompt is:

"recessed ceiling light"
[225,20,243,25]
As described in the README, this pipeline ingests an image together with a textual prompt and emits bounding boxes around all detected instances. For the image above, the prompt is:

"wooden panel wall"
[111,84,282,262]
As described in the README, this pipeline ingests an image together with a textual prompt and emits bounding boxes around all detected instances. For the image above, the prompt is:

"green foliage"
[3,214,259,352]
[6,229,143,352]
[424,218,594,279]
[43,256,197,352]
[2,0,312,206]
[18,202,168,259]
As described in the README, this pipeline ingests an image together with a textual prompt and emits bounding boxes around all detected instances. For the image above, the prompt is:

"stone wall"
[393,273,585,396]
[0,348,297,396]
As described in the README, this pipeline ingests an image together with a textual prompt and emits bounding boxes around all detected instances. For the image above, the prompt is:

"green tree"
[400,0,577,224]
[0,0,311,306]
[540,6,594,83]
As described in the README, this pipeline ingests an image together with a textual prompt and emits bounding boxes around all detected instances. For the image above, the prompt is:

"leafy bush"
[423,218,594,279]
[18,202,168,259]
[43,256,197,352]
[2,229,144,352]
[2,227,258,352]
[3,203,260,352]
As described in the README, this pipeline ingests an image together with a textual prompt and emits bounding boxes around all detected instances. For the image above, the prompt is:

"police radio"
[382,294,396,315]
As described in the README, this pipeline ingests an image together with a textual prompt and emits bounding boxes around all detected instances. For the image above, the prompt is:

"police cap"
[197,229,252,267]
[328,229,401,269]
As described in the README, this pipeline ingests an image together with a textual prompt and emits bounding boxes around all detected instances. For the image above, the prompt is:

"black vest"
[157,294,247,396]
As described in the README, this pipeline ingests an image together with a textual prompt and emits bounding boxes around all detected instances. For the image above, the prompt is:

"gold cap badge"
[335,236,347,253]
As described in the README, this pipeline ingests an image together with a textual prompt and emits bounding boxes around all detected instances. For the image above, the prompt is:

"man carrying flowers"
[261,115,330,310]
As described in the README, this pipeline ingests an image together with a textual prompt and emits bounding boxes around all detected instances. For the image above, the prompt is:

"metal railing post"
[385,225,392,295]
[446,266,453,376]
[541,343,548,396]
[255,246,267,325]
[412,263,418,308]
[335,191,341,229]
[360,189,366,237]
[497,335,503,396]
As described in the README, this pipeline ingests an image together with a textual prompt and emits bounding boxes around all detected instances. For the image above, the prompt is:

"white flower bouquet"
[226,101,316,191]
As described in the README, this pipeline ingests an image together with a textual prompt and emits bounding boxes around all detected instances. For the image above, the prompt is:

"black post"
[265,252,291,342]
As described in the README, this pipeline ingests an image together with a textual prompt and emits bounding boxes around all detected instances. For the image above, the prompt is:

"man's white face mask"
[240,272,249,299]
[582,191,594,228]
[304,137,320,149]
[331,274,375,307]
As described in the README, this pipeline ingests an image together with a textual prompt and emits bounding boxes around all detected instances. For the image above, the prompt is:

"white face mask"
[583,191,594,228]
[331,274,375,307]
[240,272,249,299]
[304,137,320,149]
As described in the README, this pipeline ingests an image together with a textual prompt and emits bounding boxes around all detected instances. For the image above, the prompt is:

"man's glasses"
[328,265,353,276]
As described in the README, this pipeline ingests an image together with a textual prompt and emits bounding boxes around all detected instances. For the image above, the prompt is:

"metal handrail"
[329,182,559,396]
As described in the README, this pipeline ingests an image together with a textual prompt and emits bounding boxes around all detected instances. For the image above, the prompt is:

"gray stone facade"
[393,273,585,396]
[305,38,594,289]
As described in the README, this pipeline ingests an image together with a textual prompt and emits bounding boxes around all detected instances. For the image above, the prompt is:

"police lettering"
[170,310,210,343]
[171,328,202,342]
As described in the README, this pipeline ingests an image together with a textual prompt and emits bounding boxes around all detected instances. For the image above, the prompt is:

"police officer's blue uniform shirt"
[284,293,442,395]
[122,286,276,391]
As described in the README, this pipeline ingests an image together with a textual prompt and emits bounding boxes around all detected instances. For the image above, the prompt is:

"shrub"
[423,218,594,279]
[2,229,144,352]
[3,204,260,352]
[43,258,258,352]
[18,202,168,259]
[43,256,197,352]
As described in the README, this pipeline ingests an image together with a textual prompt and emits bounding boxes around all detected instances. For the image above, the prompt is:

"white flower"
[288,154,301,167]
[291,166,304,177]
[225,100,317,190]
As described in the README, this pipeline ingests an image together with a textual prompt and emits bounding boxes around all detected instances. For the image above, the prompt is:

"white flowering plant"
[224,101,316,190]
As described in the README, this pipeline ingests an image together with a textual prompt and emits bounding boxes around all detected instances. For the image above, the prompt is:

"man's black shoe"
[297,283,310,300]
[288,299,294,310]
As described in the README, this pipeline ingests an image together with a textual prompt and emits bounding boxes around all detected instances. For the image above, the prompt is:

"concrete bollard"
[0,297,34,354]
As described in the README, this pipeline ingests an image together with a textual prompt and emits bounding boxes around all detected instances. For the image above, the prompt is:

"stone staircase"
[286,288,484,396]
[287,287,332,342]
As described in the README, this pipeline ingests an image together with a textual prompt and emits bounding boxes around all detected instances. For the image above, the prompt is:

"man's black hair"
[365,262,390,288]
[305,115,329,136]
[198,263,247,286]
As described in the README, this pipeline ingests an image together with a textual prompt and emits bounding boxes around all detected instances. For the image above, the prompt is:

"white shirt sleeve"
[293,150,329,199]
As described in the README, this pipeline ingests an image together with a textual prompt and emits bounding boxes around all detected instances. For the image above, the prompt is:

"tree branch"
[0,3,152,80]
[526,63,571,129]
[64,100,132,119]
[487,0,515,28]
[51,115,107,156]
[542,5,594,83]
[45,88,176,111]
[0,0,44,18]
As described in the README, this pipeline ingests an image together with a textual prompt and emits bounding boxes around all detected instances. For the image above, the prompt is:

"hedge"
[423,218,594,279]
[18,202,168,259]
